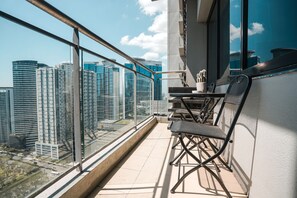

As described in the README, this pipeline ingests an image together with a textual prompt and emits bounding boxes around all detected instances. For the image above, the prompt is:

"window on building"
[207,0,229,82]
[207,0,218,83]
[247,0,297,67]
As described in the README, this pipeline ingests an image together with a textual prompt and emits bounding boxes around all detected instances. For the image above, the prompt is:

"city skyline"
[0,58,160,159]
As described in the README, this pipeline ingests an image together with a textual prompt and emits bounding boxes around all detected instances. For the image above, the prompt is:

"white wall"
[216,71,297,197]
[168,0,207,87]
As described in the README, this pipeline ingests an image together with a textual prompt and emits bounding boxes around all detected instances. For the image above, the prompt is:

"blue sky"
[0,0,167,87]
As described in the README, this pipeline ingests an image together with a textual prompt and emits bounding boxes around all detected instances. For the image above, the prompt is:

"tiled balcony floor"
[89,123,247,198]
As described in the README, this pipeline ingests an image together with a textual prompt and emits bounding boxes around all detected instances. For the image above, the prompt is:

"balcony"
[1,0,297,198]
[178,36,185,58]
[88,122,246,198]
[178,13,184,36]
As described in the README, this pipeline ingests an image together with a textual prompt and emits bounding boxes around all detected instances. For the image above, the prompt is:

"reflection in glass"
[82,57,137,158]
[229,0,242,73]
[136,75,152,123]
[248,0,297,66]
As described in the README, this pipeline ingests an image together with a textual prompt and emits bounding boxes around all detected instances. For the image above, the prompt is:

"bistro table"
[169,92,225,123]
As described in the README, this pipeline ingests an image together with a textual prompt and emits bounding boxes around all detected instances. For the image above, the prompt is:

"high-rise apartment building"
[84,61,120,121]
[35,67,67,159]
[34,64,97,159]
[12,60,47,148]
[56,63,74,141]
[81,70,98,135]
[0,87,14,143]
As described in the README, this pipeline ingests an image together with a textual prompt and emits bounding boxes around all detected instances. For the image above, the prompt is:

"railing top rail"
[27,0,155,75]
[0,11,153,80]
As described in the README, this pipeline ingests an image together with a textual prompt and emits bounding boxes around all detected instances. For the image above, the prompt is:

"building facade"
[12,60,46,148]
[124,58,162,118]
[0,87,14,143]
[84,61,120,122]
[34,64,97,159]
[35,67,67,159]
[81,70,98,136]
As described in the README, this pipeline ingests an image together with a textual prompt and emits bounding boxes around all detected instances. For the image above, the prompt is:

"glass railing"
[0,2,155,196]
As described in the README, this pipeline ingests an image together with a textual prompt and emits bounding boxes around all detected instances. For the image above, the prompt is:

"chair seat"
[170,120,226,140]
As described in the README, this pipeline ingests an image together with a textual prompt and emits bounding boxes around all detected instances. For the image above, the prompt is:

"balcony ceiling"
[197,0,214,22]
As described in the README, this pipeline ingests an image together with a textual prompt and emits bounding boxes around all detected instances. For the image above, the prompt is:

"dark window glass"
[248,0,297,66]
[229,0,242,73]
[219,0,230,77]
[207,1,218,83]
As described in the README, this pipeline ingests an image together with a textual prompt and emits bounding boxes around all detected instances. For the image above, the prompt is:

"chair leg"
[170,134,232,198]
[207,139,233,172]
[173,136,215,167]
[171,164,232,198]
[170,136,191,165]
[172,139,180,149]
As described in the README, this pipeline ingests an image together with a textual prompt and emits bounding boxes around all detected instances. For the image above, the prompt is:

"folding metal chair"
[169,74,252,197]
[168,82,217,150]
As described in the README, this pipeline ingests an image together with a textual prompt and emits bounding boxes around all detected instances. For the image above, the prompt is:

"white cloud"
[230,24,241,42]
[142,52,159,60]
[120,32,167,58]
[148,11,167,33]
[230,22,264,42]
[248,22,264,36]
[138,0,167,16]
[120,0,167,61]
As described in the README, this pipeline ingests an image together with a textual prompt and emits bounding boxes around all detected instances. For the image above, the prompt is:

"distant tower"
[124,58,162,118]
[12,60,40,148]
[134,58,162,100]
[0,87,14,143]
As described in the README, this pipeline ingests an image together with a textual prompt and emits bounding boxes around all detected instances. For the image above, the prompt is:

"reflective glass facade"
[247,0,297,65]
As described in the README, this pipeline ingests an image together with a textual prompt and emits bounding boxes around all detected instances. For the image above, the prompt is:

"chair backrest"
[207,82,216,93]
[214,74,252,141]
[198,82,217,123]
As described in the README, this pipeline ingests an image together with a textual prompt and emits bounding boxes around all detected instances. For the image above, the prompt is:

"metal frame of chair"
[169,74,252,197]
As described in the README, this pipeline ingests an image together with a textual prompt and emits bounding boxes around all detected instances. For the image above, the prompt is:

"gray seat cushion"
[170,120,226,140]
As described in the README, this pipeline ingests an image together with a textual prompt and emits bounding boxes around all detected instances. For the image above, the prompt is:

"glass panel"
[136,75,152,123]
[81,52,135,158]
[124,69,135,122]
[0,18,74,197]
[230,0,242,74]
[219,0,230,77]
[247,0,297,66]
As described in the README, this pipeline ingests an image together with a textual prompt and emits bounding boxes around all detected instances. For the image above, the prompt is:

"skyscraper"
[12,60,46,148]
[57,63,74,141]
[125,58,162,100]
[84,61,120,121]
[124,58,162,118]
[35,67,67,159]
[0,87,14,143]
[34,63,97,159]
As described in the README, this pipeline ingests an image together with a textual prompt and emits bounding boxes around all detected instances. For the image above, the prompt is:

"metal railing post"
[73,28,82,171]
[133,63,137,128]
[152,75,155,116]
